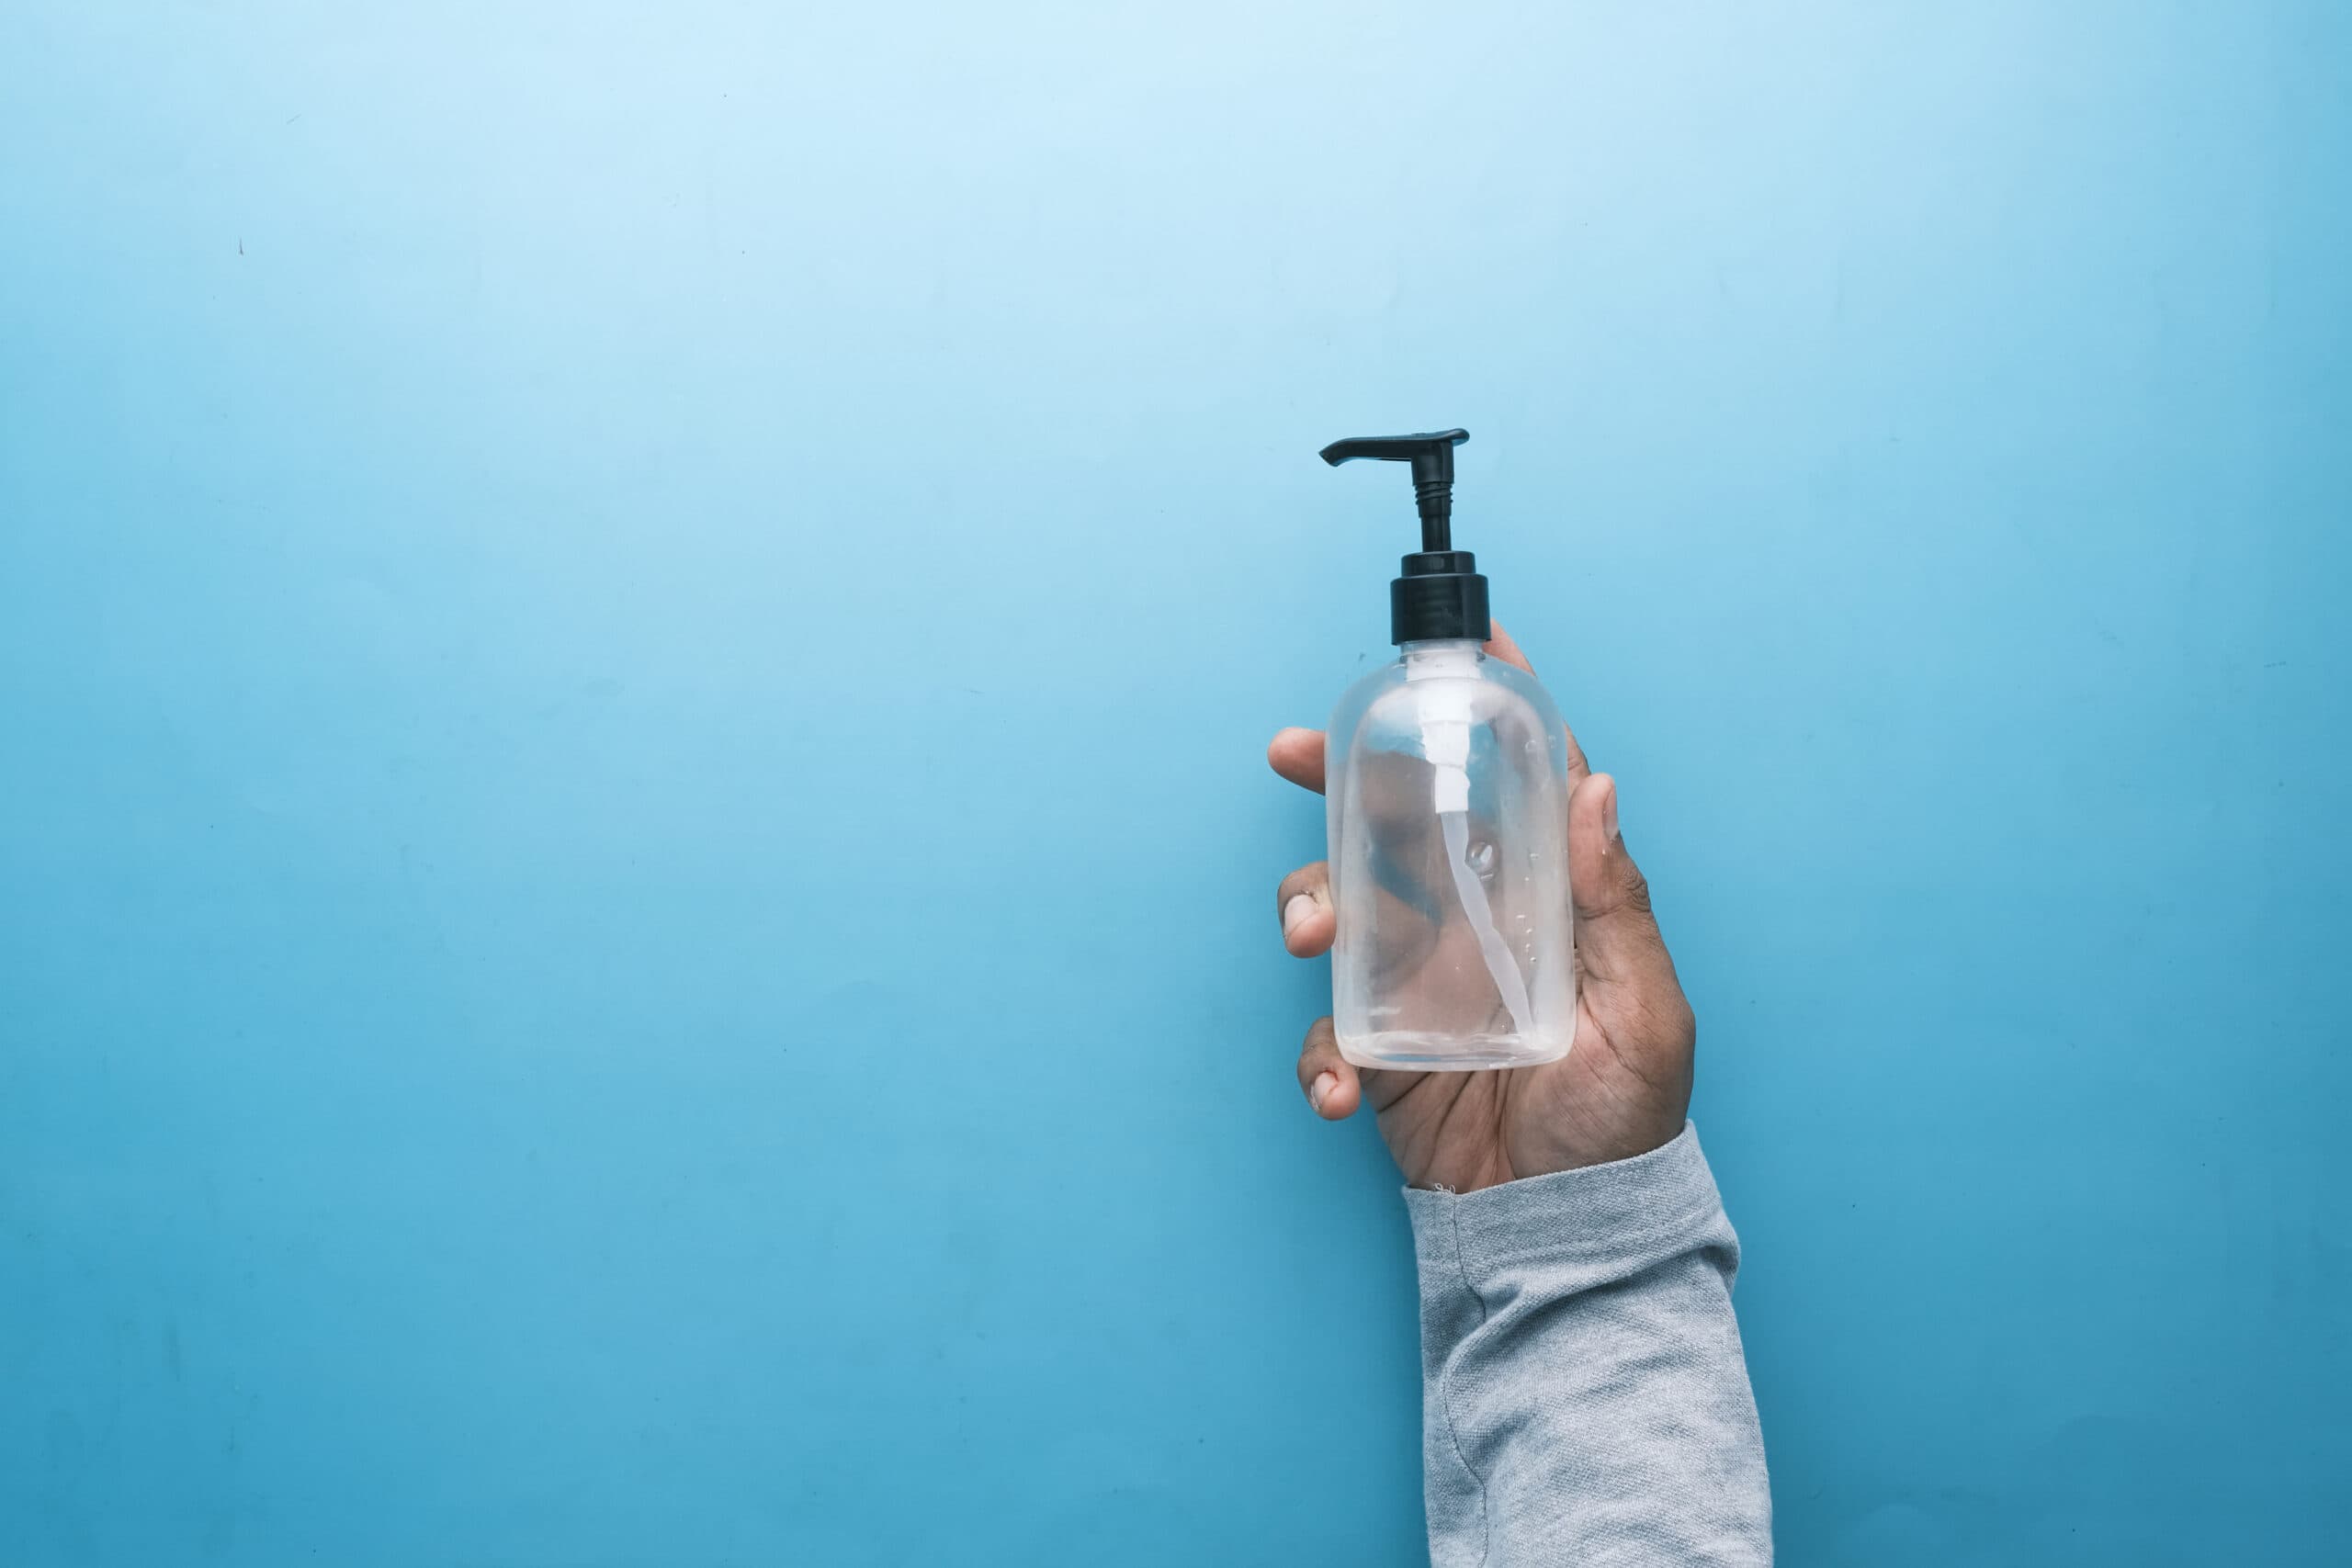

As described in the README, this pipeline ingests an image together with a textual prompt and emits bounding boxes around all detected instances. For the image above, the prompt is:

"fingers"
[1558,721,1593,785]
[1275,861,1336,956]
[1295,1017,1363,1121]
[1483,621,1535,673]
[1484,621,1592,784]
[1566,773,1689,1009]
[1267,727,1327,795]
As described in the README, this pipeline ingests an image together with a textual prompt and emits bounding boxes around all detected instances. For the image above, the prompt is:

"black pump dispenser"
[1319,427,1488,645]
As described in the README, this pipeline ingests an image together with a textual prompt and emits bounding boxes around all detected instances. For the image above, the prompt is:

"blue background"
[5,3,2346,1563]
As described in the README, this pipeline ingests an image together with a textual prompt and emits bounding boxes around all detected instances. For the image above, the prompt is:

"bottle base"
[1337,1031,1570,1072]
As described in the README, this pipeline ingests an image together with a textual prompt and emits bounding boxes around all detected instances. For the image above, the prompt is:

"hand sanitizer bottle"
[1319,430,1575,1071]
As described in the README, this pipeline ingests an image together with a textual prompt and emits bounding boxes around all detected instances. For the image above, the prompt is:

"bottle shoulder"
[1328,648,1567,743]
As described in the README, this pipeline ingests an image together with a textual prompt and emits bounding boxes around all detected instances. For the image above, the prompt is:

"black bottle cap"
[1318,428,1489,644]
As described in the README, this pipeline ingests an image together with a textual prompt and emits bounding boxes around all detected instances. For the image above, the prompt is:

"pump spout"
[1318,428,1488,644]
[1318,429,1468,552]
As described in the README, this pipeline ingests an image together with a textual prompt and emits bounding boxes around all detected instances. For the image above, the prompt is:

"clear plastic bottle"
[1327,639,1575,1069]
[1316,429,1576,1071]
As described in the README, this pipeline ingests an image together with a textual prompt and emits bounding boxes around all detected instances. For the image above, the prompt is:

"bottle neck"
[1401,639,1484,680]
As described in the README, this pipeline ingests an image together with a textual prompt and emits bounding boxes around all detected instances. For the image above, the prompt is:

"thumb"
[1566,773,1685,1000]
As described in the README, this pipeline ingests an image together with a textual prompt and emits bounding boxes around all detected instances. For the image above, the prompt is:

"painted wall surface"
[5,4,2346,1563]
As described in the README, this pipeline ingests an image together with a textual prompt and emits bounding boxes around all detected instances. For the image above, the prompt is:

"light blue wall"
[5,3,2346,1563]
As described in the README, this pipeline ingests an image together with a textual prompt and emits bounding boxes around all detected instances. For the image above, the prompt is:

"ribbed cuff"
[1403,1122,1725,1275]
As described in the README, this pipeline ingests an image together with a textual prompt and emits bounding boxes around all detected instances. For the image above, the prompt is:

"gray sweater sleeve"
[1404,1122,1772,1566]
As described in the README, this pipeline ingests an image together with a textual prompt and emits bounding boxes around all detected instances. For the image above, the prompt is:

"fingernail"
[1311,1071,1337,1112]
[1601,781,1620,845]
[1283,894,1315,937]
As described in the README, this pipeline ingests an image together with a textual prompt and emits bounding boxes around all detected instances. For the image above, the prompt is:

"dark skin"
[1270,624,1697,1192]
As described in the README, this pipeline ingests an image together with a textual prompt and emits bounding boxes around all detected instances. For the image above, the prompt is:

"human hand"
[1269,626,1696,1193]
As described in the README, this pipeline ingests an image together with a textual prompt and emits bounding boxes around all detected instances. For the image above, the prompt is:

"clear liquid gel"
[1327,639,1576,1070]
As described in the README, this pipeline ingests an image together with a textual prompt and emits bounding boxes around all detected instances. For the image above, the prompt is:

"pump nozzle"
[1318,427,1488,646]
[1318,428,1468,551]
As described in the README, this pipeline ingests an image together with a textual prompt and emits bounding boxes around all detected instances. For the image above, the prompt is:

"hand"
[1269,625,1697,1193]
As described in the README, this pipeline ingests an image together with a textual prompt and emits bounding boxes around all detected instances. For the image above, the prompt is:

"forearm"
[1408,1122,1771,1566]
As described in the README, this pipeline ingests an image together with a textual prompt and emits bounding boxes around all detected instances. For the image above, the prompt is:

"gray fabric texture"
[1405,1122,1772,1565]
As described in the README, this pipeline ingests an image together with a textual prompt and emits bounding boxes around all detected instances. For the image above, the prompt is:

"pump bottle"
[1319,430,1576,1071]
